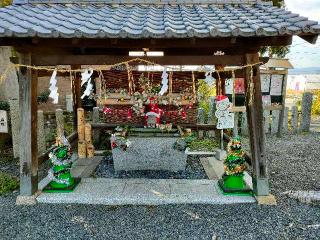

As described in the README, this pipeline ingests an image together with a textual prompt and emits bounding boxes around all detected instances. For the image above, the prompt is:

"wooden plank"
[244,53,269,196]
[91,123,216,130]
[18,52,38,196]
[0,36,293,48]
[32,54,246,66]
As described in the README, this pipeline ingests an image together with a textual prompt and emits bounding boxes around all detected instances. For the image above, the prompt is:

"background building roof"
[0,1,319,39]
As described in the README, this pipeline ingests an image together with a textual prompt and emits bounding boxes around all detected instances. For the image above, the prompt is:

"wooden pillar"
[71,65,82,130]
[18,53,38,196]
[215,64,226,96]
[277,71,288,137]
[244,53,269,196]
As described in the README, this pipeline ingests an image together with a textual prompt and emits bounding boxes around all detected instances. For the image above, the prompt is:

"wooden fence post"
[300,92,313,132]
[18,53,38,196]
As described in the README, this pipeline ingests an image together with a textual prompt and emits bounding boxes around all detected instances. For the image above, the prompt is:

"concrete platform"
[37,178,256,205]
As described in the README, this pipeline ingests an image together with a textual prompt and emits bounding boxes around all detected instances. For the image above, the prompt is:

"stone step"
[37,178,256,205]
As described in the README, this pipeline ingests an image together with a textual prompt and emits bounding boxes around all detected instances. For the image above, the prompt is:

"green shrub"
[188,138,219,152]
[0,100,10,111]
[311,90,320,116]
[0,172,19,195]
[37,90,50,104]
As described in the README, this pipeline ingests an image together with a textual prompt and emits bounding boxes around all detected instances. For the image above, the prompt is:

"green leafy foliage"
[197,79,215,119]
[311,90,320,116]
[184,134,219,151]
[0,100,10,111]
[37,90,50,104]
[0,172,19,195]
[0,0,12,7]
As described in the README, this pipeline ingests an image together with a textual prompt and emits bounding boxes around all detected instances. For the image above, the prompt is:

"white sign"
[215,97,234,129]
[270,75,283,96]
[225,78,233,95]
[0,110,8,133]
[261,74,271,93]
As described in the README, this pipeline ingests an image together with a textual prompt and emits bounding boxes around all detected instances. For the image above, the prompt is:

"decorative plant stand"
[218,137,252,196]
[43,144,81,193]
[218,174,251,195]
[111,129,187,172]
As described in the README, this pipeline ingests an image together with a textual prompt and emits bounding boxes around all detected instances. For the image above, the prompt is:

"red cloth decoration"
[103,106,112,114]
[216,95,228,101]
[127,108,132,119]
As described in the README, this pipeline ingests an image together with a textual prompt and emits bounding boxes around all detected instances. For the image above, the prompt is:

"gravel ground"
[0,133,319,240]
[94,155,208,179]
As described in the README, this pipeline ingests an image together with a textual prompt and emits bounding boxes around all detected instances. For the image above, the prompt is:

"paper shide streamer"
[81,69,94,99]
[49,69,59,104]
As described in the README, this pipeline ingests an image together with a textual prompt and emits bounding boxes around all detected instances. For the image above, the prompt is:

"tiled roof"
[0,2,319,39]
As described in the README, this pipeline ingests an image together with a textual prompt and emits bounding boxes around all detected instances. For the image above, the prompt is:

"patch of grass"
[0,172,19,195]
[188,138,219,152]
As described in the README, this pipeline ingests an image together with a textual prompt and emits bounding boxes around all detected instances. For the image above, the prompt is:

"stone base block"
[112,137,187,172]
[215,149,227,161]
[255,194,277,205]
[253,178,270,196]
[16,191,40,205]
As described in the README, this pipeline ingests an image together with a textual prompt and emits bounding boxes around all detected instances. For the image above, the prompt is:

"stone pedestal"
[300,92,313,132]
[291,106,298,132]
[37,110,46,154]
[112,137,187,172]
[271,110,280,135]
[8,98,20,158]
[241,113,248,136]
[215,149,227,161]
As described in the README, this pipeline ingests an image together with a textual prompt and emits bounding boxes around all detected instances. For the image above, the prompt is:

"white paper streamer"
[49,69,59,104]
[81,69,93,86]
[159,67,168,95]
[80,69,94,99]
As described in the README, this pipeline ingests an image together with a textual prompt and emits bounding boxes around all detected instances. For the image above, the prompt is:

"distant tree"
[260,0,290,58]
[0,0,12,7]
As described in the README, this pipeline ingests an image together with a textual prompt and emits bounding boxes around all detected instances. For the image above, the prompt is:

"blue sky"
[285,0,320,68]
